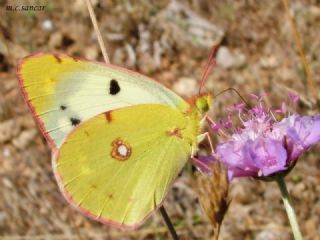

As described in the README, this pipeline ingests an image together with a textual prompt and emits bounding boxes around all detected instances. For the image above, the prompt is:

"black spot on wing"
[60,105,67,110]
[109,79,120,95]
[70,117,81,126]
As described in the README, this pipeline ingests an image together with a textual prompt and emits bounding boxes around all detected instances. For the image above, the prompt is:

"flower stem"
[276,177,304,240]
[159,206,180,240]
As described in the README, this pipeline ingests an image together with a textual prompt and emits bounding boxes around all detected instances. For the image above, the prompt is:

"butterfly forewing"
[17,53,188,149]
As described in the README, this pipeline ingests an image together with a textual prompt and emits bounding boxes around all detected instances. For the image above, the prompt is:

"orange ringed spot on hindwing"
[111,138,132,161]
[166,128,182,139]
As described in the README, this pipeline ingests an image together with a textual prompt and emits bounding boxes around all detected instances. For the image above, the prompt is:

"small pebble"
[42,19,53,31]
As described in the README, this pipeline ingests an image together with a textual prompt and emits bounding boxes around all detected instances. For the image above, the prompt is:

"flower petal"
[227,165,261,180]
[284,115,320,161]
[293,115,320,147]
[217,140,260,177]
[247,137,287,176]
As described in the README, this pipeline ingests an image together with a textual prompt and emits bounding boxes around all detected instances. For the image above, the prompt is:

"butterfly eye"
[196,98,209,113]
[111,138,132,161]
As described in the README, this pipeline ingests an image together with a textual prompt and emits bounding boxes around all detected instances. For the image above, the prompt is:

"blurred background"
[1,0,320,239]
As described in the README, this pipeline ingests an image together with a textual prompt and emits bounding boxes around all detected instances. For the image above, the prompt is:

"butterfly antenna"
[214,87,250,107]
[198,44,219,95]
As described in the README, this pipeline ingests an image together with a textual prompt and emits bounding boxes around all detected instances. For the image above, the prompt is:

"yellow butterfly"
[17,50,215,228]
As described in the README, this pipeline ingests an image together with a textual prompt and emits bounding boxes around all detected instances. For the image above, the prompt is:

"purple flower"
[280,115,320,162]
[207,95,320,180]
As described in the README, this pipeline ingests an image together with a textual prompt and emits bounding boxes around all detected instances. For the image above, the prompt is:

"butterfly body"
[17,53,212,228]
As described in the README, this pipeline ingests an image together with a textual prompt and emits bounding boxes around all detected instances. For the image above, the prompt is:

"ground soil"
[1,1,320,239]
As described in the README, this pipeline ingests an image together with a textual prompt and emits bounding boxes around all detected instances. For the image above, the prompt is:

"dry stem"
[281,0,317,101]
[197,162,230,240]
[85,0,110,64]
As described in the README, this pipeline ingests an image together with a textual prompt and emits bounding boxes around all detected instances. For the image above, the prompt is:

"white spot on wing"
[118,145,128,156]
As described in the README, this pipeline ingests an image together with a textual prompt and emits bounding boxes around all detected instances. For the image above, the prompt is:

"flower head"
[208,93,320,180]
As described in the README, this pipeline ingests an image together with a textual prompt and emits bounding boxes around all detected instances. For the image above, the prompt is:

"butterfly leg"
[191,145,211,173]
[197,132,215,155]
[204,113,215,126]
[200,113,218,134]
[190,131,216,174]
[191,155,212,174]
[200,113,209,126]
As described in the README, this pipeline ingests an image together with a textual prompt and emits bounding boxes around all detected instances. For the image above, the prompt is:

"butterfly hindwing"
[53,104,195,227]
[17,53,188,149]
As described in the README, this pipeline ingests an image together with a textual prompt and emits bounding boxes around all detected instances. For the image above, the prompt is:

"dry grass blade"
[85,0,110,64]
[196,162,230,240]
[281,0,317,102]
